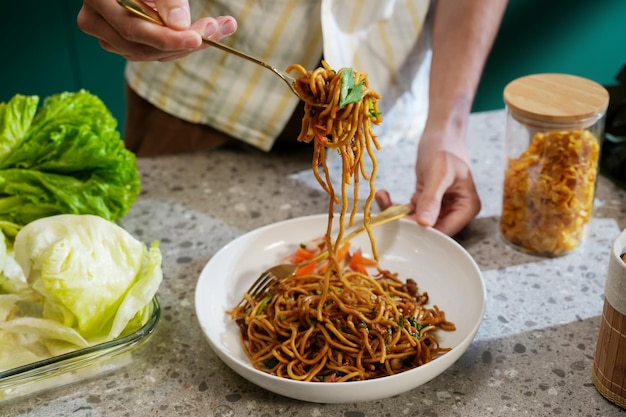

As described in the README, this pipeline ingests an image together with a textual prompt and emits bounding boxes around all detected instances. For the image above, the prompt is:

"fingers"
[374,190,392,210]
[191,16,238,41]
[443,208,480,237]
[78,1,198,60]
[377,183,479,237]
[430,189,481,236]
[376,190,415,214]
[413,168,481,236]
[77,0,237,61]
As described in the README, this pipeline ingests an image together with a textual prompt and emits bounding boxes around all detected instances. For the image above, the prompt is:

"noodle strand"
[229,62,455,382]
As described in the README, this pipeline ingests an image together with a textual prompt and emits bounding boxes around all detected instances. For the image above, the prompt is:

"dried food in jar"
[500,129,600,256]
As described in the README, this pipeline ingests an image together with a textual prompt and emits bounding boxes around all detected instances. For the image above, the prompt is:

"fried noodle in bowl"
[227,62,457,383]
[230,238,456,382]
[194,61,484,403]
[195,215,485,403]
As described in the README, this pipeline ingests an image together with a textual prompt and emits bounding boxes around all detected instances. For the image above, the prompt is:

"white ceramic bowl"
[195,214,485,403]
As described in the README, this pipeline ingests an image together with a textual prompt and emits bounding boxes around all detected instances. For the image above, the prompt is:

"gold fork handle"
[308,204,411,264]
[343,204,410,242]
[117,0,296,89]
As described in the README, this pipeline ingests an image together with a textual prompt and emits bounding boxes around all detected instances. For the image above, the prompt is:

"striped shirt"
[125,0,431,151]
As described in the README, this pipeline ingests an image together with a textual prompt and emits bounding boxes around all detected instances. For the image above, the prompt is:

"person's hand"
[375,133,481,237]
[379,0,503,236]
[77,0,237,62]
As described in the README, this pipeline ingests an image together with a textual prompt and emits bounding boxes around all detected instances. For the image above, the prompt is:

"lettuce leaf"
[0,221,30,296]
[0,90,140,226]
[0,317,89,349]
[0,332,42,371]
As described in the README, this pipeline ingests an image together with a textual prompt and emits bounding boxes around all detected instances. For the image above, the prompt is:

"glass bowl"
[0,297,160,402]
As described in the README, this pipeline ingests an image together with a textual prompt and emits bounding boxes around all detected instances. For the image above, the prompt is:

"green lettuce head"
[0,90,140,226]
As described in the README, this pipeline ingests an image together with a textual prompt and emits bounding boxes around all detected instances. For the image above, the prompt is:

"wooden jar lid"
[503,73,609,125]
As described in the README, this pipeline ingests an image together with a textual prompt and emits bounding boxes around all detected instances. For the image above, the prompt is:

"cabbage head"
[12,214,162,344]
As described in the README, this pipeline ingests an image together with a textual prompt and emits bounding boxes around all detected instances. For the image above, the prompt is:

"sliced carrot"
[295,261,317,276]
[350,261,368,275]
[349,249,377,275]
[293,247,316,263]
[336,242,351,262]
[351,249,377,266]
[315,243,351,274]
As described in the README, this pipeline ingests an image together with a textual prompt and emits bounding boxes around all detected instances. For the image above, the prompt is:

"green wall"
[0,1,127,130]
[1,0,624,134]
[474,0,626,111]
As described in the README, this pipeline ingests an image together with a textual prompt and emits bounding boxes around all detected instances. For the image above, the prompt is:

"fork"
[237,204,411,310]
[117,0,322,106]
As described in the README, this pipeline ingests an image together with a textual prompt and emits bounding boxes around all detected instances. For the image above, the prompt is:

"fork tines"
[237,272,277,308]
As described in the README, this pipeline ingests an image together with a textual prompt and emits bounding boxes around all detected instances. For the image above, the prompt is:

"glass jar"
[500,73,609,257]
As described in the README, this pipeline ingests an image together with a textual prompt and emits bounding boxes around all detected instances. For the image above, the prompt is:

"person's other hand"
[375,134,481,237]
[77,0,237,61]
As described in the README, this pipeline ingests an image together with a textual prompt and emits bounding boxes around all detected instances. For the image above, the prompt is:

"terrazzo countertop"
[3,110,626,416]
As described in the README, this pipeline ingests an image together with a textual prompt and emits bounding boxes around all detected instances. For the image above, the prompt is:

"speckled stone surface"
[3,110,626,416]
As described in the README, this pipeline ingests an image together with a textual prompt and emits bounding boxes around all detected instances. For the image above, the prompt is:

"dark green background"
[2,1,625,135]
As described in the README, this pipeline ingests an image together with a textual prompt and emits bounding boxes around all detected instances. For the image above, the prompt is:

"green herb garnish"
[339,68,365,108]
[254,294,273,315]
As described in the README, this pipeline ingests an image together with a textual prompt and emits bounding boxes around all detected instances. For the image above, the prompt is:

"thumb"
[156,0,192,29]
[413,177,447,228]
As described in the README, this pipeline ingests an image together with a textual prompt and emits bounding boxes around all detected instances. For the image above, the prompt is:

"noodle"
[229,62,455,382]
[236,261,454,381]
[287,61,382,258]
